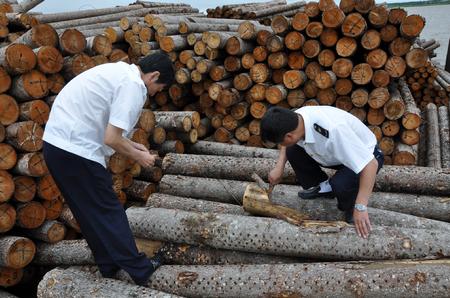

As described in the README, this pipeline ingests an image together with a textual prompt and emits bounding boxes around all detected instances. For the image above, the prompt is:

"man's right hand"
[268,166,283,185]
[136,151,156,167]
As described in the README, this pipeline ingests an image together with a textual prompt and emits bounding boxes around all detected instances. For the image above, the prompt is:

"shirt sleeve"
[109,80,145,133]
[329,125,374,174]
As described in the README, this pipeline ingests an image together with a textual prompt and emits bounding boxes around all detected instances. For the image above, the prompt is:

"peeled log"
[162,153,450,195]
[142,260,450,298]
[127,207,450,260]
[0,236,35,269]
[37,267,179,298]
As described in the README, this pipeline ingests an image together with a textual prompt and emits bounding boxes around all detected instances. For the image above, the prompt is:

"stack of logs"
[405,39,450,109]
[206,0,307,25]
[0,1,206,292]
[138,1,435,166]
[33,141,450,297]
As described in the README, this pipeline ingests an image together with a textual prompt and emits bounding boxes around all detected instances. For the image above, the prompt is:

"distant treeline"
[388,0,450,7]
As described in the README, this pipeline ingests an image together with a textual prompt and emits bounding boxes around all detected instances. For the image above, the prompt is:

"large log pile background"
[0,0,448,297]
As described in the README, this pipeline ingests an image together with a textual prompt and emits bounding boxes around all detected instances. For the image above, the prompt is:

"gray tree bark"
[37,266,179,298]
[159,175,450,221]
[438,105,450,168]
[426,103,441,167]
[34,239,297,266]
[127,207,450,260]
[141,260,450,298]
[162,154,450,195]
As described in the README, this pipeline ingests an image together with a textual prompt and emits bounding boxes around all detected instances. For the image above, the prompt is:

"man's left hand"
[353,210,371,239]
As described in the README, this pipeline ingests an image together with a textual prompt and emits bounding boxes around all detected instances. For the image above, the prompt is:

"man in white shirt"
[261,106,384,239]
[43,53,174,285]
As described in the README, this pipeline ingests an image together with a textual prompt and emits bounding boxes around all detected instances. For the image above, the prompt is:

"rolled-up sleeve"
[329,125,374,174]
[109,81,144,133]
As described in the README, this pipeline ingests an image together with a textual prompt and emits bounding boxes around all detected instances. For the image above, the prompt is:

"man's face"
[147,82,165,96]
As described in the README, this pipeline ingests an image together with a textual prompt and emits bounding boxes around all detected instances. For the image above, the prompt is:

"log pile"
[206,0,306,25]
[0,1,207,294]
[135,2,433,166]
[34,142,450,297]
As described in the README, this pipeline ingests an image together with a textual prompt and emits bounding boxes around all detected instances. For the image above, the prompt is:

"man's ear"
[147,71,160,84]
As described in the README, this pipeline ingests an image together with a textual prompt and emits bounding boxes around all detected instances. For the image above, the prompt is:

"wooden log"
[351,63,373,85]
[32,46,64,75]
[162,153,450,195]
[10,70,48,101]
[0,170,13,203]
[400,128,420,146]
[0,66,11,94]
[19,99,50,125]
[146,193,247,215]
[368,87,389,109]
[0,267,22,287]
[15,201,46,229]
[320,28,338,47]
[351,88,368,107]
[366,49,387,69]
[341,12,367,38]
[383,88,405,120]
[437,106,450,168]
[47,73,65,94]
[226,36,253,56]
[37,174,60,201]
[12,176,35,203]
[58,29,86,55]
[336,36,357,57]
[334,78,352,96]
[0,143,15,170]
[389,37,412,57]
[400,15,425,38]
[42,198,63,220]
[59,204,80,233]
[361,29,381,50]
[62,53,95,81]
[302,39,320,58]
[159,174,450,222]
[305,21,323,38]
[379,136,395,155]
[154,111,192,133]
[23,220,66,243]
[372,69,390,87]
[0,44,36,75]
[382,120,400,137]
[0,236,35,269]
[426,103,441,168]
[0,203,15,233]
[37,266,178,298]
[399,78,421,130]
[381,24,398,43]
[405,48,428,69]
[249,63,270,83]
[13,24,58,49]
[6,121,43,152]
[393,143,417,166]
[127,207,450,260]
[14,153,50,177]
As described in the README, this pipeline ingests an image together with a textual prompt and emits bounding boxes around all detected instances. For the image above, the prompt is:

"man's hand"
[268,166,283,185]
[136,151,157,167]
[353,210,371,239]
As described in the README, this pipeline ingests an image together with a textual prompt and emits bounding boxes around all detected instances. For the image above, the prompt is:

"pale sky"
[31,0,412,14]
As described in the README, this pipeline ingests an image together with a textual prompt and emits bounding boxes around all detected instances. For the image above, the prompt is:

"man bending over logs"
[261,106,384,238]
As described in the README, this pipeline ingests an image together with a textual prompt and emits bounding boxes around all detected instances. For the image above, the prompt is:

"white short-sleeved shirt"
[43,62,147,167]
[295,106,377,174]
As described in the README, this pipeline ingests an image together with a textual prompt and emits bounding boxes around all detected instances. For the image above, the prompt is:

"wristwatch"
[354,203,367,212]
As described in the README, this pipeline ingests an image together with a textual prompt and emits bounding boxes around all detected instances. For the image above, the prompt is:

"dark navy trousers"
[43,142,152,285]
[286,144,384,211]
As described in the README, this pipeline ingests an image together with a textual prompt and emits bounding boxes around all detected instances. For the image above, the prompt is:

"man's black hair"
[138,53,175,86]
[261,107,299,144]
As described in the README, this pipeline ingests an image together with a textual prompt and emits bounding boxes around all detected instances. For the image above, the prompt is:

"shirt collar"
[297,109,315,143]
[130,64,148,97]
